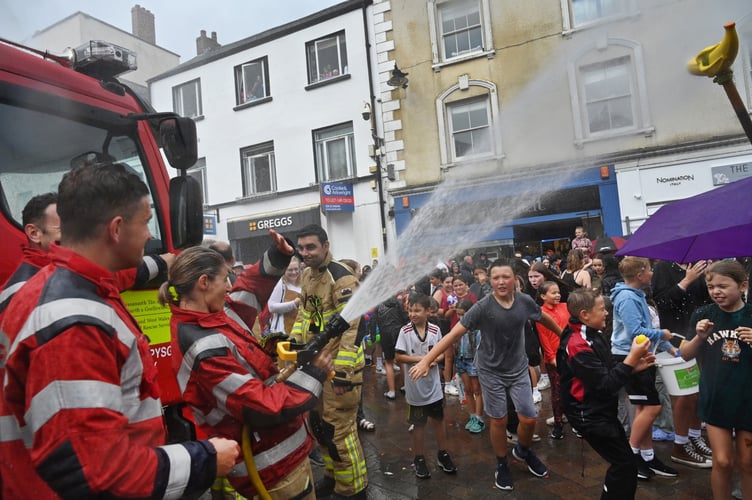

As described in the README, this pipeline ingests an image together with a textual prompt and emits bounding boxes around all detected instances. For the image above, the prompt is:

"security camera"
[361,102,371,121]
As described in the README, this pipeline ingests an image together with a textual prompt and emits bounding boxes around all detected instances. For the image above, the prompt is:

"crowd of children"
[360,246,752,499]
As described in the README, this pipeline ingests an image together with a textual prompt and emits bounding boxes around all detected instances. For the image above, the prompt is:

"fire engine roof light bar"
[72,40,138,81]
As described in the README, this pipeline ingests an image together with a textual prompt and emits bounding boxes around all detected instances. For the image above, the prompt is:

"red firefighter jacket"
[170,305,328,496]
[1,246,216,499]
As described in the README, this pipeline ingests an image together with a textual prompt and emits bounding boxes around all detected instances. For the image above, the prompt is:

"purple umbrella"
[617,176,752,263]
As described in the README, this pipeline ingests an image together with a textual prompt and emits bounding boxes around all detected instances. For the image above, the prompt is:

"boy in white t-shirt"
[395,293,457,479]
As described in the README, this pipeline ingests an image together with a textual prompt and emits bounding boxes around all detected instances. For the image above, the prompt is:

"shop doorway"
[513,215,602,259]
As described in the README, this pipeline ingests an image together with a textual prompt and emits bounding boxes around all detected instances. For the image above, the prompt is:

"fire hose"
[240,313,351,499]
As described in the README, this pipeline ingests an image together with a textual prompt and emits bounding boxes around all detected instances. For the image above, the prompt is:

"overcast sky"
[2,0,343,60]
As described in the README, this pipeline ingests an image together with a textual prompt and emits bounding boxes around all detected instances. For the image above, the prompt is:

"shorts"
[455,357,478,377]
[478,368,538,419]
[380,328,398,361]
[407,399,444,426]
[612,355,660,406]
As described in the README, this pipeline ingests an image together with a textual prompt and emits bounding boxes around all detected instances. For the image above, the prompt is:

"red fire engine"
[0,38,203,436]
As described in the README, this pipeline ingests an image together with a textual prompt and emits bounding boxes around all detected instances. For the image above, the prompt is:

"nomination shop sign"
[227,207,320,240]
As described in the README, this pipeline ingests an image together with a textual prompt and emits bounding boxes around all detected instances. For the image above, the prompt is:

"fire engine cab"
[0,38,203,435]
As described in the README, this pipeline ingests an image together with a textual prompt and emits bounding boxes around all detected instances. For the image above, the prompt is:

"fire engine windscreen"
[0,100,164,253]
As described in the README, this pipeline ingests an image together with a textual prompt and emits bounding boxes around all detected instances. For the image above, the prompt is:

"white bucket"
[655,352,699,396]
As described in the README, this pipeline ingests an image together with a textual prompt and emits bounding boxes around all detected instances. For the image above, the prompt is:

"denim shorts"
[454,357,478,377]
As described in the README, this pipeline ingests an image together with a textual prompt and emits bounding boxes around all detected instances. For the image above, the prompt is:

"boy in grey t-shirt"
[395,293,457,479]
[409,260,563,491]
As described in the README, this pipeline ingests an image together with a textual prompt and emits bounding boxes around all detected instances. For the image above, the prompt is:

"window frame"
[240,142,277,197]
[447,96,493,162]
[305,31,349,86]
[436,79,502,168]
[567,38,654,147]
[172,78,203,119]
[234,57,271,107]
[187,157,208,205]
[428,0,494,70]
[313,122,356,182]
[561,0,639,33]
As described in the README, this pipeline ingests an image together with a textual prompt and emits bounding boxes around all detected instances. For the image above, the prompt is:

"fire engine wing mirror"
[160,117,198,170]
[169,174,203,249]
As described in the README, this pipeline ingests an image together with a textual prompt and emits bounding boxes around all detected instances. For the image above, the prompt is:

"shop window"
[568,39,653,146]
[234,57,270,105]
[241,142,276,196]
[187,157,208,204]
[561,0,638,32]
[172,78,202,119]
[314,122,355,181]
[428,0,494,68]
[306,31,348,85]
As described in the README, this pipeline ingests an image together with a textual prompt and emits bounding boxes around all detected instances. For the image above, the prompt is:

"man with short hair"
[292,224,367,500]
[1,163,239,498]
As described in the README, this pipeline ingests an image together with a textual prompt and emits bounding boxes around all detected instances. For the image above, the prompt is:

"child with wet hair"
[681,260,752,499]
[558,288,655,499]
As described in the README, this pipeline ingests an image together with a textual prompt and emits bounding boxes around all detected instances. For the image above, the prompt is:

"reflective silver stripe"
[157,444,191,500]
[142,256,160,281]
[0,415,21,442]
[26,380,121,435]
[122,396,163,424]
[177,333,234,392]
[178,332,258,394]
[286,370,323,397]
[228,291,260,313]
[8,298,157,426]
[224,307,251,332]
[9,298,137,358]
[229,424,308,477]
[213,372,253,416]
[0,281,24,306]
[8,298,147,403]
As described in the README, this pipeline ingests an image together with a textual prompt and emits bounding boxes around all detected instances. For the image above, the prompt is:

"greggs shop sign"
[227,207,320,240]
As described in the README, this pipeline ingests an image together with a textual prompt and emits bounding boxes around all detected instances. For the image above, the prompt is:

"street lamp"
[362,101,388,252]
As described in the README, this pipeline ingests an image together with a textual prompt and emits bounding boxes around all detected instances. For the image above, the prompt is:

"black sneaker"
[314,475,335,497]
[494,461,514,491]
[636,455,655,481]
[645,456,678,477]
[414,455,431,479]
[512,444,548,477]
[437,450,457,473]
[550,422,564,440]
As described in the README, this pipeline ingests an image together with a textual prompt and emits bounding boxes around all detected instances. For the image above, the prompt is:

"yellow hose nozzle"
[688,22,739,78]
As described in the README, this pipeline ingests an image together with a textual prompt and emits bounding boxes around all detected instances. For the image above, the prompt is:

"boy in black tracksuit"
[557,289,655,500]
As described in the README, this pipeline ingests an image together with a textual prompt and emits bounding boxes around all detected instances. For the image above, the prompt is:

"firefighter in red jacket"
[1,163,239,498]
[160,240,333,499]
[0,193,176,499]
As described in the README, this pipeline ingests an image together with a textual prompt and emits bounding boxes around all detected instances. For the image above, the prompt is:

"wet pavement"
[315,366,715,499]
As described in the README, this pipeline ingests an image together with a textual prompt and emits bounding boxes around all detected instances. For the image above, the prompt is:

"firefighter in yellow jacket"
[292,224,367,499]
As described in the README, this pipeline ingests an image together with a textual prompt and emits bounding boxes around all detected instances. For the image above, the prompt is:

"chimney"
[196,30,221,56]
[131,4,156,45]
